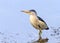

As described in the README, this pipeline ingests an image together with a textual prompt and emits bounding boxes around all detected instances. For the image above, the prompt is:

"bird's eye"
[29,11,31,12]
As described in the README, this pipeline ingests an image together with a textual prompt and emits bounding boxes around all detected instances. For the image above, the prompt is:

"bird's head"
[21,9,37,15]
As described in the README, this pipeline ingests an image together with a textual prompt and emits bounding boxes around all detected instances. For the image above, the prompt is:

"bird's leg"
[39,30,42,39]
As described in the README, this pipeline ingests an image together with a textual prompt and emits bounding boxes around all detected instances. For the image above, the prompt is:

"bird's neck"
[30,14,38,22]
[30,14,37,18]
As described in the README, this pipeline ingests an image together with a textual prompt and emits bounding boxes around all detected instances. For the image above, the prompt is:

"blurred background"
[0,0,60,43]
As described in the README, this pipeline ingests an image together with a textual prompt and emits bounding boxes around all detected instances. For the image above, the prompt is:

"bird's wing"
[37,16,49,30]
[37,16,47,24]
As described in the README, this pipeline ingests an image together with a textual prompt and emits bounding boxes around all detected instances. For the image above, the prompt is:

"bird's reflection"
[32,37,48,43]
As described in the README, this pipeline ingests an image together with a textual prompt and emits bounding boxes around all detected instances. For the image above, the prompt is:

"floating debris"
[50,27,60,36]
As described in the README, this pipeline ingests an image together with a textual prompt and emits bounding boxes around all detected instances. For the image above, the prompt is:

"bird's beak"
[21,10,30,13]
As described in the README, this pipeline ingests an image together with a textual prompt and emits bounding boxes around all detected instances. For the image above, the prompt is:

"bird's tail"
[45,27,49,30]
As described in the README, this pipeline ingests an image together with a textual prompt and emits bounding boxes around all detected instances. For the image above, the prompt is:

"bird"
[21,9,49,38]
